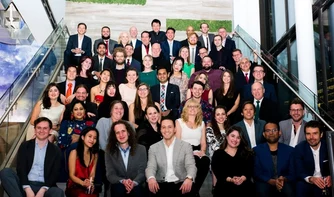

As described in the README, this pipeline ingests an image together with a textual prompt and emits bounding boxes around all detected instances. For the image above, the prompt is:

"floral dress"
[58,119,95,149]
[169,73,189,102]
[206,127,226,159]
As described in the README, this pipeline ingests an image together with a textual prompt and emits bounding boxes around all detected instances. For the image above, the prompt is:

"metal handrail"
[0,28,63,125]
[234,30,334,131]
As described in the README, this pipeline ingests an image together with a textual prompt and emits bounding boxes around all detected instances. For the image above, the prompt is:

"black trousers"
[150,182,195,197]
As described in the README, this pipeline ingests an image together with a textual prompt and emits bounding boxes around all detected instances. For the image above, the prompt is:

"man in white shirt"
[129,26,142,49]
[146,118,197,197]
[198,23,214,53]
[279,98,307,147]
[294,120,331,197]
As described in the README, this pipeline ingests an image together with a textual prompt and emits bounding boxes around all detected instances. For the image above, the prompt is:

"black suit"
[64,34,92,68]
[150,31,167,44]
[57,80,77,97]
[133,44,150,63]
[253,98,279,123]
[234,70,254,92]
[130,39,142,49]
[153,55,171,72]
[151,83,180,120]
[92,55,113,72]
[180,39,202,48]
[224,38,236,51]
[209,47,234,70]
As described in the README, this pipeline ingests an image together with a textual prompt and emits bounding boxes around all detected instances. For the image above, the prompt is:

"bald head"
[251,82,265,100]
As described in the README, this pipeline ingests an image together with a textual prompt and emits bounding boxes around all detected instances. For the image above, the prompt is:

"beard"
[102,35,110,40]
[203,66,211,70]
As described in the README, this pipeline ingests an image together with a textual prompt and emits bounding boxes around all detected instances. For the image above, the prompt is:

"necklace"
[98,85,104,93]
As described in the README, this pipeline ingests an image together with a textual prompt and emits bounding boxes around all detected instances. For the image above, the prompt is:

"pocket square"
[171,92,174,93]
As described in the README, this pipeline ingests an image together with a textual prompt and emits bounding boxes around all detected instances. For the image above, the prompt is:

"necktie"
[206,36,209,49]
[160,85,166,111]
[66,83,73,98]
[245,73,249,83]
[127,59,130,66]
[105,40,109,56]
[191,48,195,64]
[99,58,103,70]
[255,100,260,120]
[145,45,149,54]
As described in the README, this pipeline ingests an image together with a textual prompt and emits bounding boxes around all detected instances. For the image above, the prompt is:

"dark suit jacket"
[161,40,181,61]
[133,45,147,63]
[242,82,278,102]
[224,38,236,51]
[105,144,147,184]
[129,58,141,72]
[198,33,214,49]
[254,142,295,182]
[180,39,202,48]
[153,55,171,72]
[57,80,77,96]
[92,55,113,72]
[294,140,329,181]
[235,70,255,92]
[17,139,61,187]
[150,31,167,44]
[253,98,280,123]
[131,39,142,49]
[93,38,117,56]
[209,47,234,70]
[64,34,92,66]
[151,83,180,120]
[234,119,266,148]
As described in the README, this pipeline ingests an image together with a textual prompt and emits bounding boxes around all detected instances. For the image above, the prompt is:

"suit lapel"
[117,150,127,173]
[158,141,168,175]
[241,121,251,147]
[172,139,181,171]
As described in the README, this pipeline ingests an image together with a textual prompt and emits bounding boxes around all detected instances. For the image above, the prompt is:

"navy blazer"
[234,119,266,148]
[131,39,142,49]
[161,40,181,61]
[254,142,295,182]
[17,139,61,187]
[92,55,113,72]
[294,140,330,181]
[224,38,236,52]
[234,70,255,92]
[151,83,180,120]
[242,81,277,102]
[129,58,141,72]
[64,34,92,66]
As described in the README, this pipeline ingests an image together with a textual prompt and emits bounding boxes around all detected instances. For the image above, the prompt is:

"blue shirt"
[118,145,131,170]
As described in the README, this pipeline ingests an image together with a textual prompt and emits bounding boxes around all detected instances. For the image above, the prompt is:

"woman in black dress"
[211,125,254,197]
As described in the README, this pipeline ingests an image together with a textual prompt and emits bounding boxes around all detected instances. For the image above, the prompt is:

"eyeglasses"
[290,109,303,113]
[264,128,279,133]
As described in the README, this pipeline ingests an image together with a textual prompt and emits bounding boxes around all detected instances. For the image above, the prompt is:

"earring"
[83,114,86,119]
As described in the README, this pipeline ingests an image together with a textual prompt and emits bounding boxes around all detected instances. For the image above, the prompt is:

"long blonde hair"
[181,98,203,127]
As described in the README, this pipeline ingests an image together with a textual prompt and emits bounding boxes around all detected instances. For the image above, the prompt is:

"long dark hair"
[106,120,137,156]
[170,56,185,78]
[78,56,94,79]
[42,83,60,109]
[220,126,253,158]
[76,127,99,168]
[70,100,87,120]
[211,105,230,139]
[217,69,235,99]
[102,81,122,103]
[134,83,155,120]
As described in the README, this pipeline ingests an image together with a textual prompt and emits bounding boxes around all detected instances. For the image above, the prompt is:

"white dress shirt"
[244,119,257,148]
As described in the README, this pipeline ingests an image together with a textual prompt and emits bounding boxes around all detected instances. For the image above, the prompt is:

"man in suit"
[152,43,171,71]
[182,32,201,64]
[294,120,331,197]
[235,57,255,92]
[254,121,295,197]
[234,101,266,148]
[133,31,152,64]
[150,19,167,44]
[242,65,277,102]
[218,27,236,52]
[92,42,113,79]
[93,26,117,58]
[125,44,141,72]
[146,117,197,197]
[209,35,234,70]
[188,56,223,91]
[279,98,307,147]
[180,26,201,47]
[151,67,180,120]
[129,26,142,49]
[58,65,77,105]
[250,82,279,122]
[194,47,208,72]
[64,23,92,68]
[63,84,98,122]
[198,23,214,53]
[0,117,63,197]
[105,120,147,196]
[161,27,181,63]
[232,49,243,73]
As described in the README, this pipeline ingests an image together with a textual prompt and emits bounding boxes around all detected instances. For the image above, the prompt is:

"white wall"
[13,0,54,44]
[233,0,261,44]
[48,0,66,25]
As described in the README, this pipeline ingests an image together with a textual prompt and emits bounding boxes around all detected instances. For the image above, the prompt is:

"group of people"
[0,19,331,197]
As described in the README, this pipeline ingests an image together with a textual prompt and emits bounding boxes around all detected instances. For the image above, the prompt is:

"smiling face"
[263,123,281,144]
[81,58,92,71]
[82,130,97,148]
[114,123,129,145]
[157,68,168,83]
[173,60,183,72]
[191,83,204,99]
[305,127,323,148]
[125,45,134,57]
[197,73,207,84]
[251,82,265,100]
[107,85,116,97]
[215,108,227,124]
[72,103,86,120]
[100,70,111,83]
[34,121,51,141]
[48,86,60,100]
[145,106,159,124]
[166,29,175,40]
[180,47,189,59]
[97,44,106,56]
[111,103,124,121]
[138,85,149,98]
[200,23,209,34]
[129,26,138,38]
[141,32,150,45]
[126,70,138,84]
[114,51,125,65]
[75,87,88,101]
[214,36,222,47]
[66,67,77,81]
[143,56,153,70]
[289,104,304,122]
[222,71,231,84]
[101,27,110,39]
[226,130,241,148]
[77,24,86,35]
[161,119,176,141]
[242,103,255,120]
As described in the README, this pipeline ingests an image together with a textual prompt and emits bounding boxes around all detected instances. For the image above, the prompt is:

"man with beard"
[180,26,201,47]
[133,31,152,63]
[151,43,171,71]
[279,98,307,147]
[188,56,223,91]
[184,32,200,64]
[111,47,127,86]
[92,42,113,79]
[93,26,117,58]
[294,120,331,197]
[254,121,295,197]
[194,47,208,72]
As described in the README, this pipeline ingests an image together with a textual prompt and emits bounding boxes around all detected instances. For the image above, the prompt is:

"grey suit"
[198,33,214,51]
[105,144,147,184]
[279,119,306,146]
[234,119,266,148]
[145,138,197,182]
[93,38,118,56]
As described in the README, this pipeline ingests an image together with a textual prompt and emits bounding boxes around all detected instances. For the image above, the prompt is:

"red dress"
[65,157,97,197]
